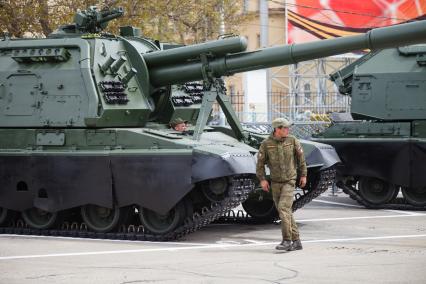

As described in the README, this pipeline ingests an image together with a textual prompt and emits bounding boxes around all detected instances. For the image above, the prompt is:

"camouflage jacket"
[256,134,307,183]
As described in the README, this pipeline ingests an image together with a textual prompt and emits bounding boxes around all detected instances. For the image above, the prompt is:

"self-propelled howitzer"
[314,44,426,209]
[1,7,426,239]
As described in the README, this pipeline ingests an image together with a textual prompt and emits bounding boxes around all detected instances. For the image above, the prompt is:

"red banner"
[287,0,426,43]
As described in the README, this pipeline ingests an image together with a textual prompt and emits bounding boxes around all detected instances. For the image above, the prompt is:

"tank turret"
[314,45,426,209]
[1,7,426,239]
[330,45,426,121]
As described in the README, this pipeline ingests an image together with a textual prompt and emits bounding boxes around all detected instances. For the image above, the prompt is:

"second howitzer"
[1,6,426,239]
[314,45,426,209]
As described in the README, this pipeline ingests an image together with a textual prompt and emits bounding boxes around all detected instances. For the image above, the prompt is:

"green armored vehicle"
[314,45,426,209]
[1,7,426,240]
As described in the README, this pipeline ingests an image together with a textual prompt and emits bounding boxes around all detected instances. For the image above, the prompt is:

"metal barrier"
[241,121,330,139]
[211,91,350,127]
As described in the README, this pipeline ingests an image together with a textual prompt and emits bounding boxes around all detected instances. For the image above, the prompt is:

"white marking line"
[383,209,421,216]
[312,199,364,208]
[303,234,426,243]
[1,234,426,261]
[0,234,207,246]
[298,214,425,222]
[312,199,425,216]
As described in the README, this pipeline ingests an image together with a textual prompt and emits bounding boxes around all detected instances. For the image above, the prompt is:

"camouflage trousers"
[271,181,300,241]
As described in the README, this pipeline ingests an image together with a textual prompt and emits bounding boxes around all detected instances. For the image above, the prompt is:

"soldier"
[256,118,307,251]
[170,118,188,132]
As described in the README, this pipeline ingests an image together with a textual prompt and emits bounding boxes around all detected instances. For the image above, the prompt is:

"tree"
[0,0,38,37]
[0,0,250,43]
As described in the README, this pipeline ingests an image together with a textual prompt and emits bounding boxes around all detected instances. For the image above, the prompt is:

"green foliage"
[0,0,249,43]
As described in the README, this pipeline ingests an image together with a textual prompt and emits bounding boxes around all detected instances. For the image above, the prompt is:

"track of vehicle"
[0,176,254,241]
[220,168,336,223]
[337,181,426,211]
[0,169,337,238]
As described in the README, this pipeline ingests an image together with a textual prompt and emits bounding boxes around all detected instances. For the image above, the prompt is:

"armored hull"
[0,128,256,239]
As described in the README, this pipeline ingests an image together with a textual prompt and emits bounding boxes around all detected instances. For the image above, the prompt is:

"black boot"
[275,240,292,250]
[289,239,303,251]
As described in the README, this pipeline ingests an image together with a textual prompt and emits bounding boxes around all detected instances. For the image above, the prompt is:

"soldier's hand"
[260,180,270,192]
[299,176,307,188]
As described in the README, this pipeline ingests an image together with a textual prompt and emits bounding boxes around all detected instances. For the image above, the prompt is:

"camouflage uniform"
[256,134,307,241]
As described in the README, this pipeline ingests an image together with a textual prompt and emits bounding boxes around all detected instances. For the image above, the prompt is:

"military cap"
[271,117,291,129]
[170,117,187,127]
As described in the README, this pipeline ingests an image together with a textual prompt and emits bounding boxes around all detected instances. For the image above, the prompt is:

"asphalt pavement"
[0,192,425,284]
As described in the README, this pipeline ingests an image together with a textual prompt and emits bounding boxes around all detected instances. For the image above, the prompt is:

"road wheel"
[358,177,397,205]
[402,186,426,206]
[81,204,122,233]
[139,201,185,235]
[242,191,277,223]
[201,177,229,202]
[0,208,17,226]
[22,208,59,229]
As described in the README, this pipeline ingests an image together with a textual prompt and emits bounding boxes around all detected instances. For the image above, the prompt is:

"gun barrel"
[143,36,247,67]
[148,20,426,87]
